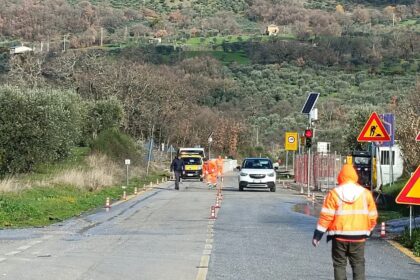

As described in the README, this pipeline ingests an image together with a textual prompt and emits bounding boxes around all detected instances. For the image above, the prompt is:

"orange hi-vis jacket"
[208,160,217,175]
[314,164,378,242]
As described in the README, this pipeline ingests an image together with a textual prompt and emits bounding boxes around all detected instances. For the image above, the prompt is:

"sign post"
[395,166,420,239]
[285,132,298,171]
[379,113,395,186]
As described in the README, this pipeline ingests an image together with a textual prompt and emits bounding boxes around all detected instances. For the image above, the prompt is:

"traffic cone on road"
[215,197,220,209]
[209,206,217,219]
[380,222,386,238]
[105,197,111,212]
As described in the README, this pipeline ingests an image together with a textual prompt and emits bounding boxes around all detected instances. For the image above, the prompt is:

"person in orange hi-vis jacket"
[312,164,377,280]
[202,158,209,184]
[207,159,218,188]
[216,155,224,178]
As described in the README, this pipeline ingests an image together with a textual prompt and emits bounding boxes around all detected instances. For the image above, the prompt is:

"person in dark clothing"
[170,155,185,190]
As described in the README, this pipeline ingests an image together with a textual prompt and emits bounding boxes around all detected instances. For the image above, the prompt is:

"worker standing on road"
[170,155,185,190]
[202,158,209,184]
[216,155,224,180]
[312,164,378,280]
[207,159,218,189]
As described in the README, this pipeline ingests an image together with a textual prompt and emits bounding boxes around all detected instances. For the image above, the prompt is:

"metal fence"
[294,152,343,192]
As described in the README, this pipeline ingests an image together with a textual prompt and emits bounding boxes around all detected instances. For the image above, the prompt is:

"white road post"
[125,159,131,187]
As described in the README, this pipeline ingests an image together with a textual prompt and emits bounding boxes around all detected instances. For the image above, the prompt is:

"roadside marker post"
[134,187,138,195]
[105,197,111,212]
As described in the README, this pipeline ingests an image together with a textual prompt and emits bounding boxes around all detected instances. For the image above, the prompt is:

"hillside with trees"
[0,0,419,175]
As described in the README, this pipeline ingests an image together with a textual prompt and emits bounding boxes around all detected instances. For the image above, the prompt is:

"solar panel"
[301,92,320,114]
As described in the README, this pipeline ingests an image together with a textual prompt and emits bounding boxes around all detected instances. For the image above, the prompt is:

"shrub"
[397,228,420,257]
[82,98,124,145]
[0,86,82,174]
[90,128,142,165]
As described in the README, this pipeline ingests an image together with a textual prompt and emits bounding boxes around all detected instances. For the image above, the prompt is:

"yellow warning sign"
[357,112,391,142]
[396,166,420,205]
[285,132,298,151]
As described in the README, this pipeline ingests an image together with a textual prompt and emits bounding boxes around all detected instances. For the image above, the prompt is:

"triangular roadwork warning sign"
[396,166,420,205]
[416,132,420,142]
[357,112,391,142]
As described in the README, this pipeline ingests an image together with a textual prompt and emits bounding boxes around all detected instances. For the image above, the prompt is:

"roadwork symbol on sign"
[285,132,298,151]
[396,166,420,205]
[357,112,391,142]
[416,132,420,142]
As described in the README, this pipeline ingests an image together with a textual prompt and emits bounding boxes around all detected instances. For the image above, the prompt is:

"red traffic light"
[304,129,313,138]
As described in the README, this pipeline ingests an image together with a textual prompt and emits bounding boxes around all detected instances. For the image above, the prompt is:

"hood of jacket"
[335,164,363,203]
[337,164,359,185]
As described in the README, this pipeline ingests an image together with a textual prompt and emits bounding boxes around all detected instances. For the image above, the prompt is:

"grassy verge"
[0,171,167,228]
[0,146,169,229]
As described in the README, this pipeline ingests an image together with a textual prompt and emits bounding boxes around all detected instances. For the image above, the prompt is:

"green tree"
[0,86,82,174]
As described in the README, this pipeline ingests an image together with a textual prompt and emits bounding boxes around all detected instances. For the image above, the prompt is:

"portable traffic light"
[305,129,313,148]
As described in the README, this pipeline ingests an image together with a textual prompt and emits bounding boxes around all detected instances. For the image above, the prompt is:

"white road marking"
[4,251,21,256]
[17,245,31,251]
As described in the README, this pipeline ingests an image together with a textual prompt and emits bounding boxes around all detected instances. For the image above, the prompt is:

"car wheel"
[270,186,276,192]
[239,186,244,191]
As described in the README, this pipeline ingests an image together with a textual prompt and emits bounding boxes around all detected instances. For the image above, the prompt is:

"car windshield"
[354,157,370,165]
[182,157,202,165]
[242,159,273,169]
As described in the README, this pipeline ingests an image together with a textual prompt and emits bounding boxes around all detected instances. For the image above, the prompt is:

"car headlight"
[268,172,275,177]
[240,172,248,176]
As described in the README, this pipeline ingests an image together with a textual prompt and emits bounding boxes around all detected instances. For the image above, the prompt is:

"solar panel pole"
[307,113,311,197]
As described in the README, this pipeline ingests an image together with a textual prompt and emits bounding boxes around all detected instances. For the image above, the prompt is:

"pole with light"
[301,92,320,197]
[208,132,213,159]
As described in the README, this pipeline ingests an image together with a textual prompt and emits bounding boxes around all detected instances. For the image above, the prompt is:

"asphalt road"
[0,173,419,280]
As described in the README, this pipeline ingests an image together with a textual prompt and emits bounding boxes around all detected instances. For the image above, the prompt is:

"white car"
[237,158,277,192]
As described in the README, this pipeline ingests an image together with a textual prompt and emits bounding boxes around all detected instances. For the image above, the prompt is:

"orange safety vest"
[316,183,378,241]
[208,160,217,174]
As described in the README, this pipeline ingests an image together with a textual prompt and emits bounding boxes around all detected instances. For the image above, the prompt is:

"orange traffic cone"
[215,197,221,209]
[105,197,111,211]
[209,206,217,219]
[380,222,386,238]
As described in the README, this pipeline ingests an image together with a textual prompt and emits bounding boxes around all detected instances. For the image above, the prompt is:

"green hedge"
[90,128,142,164]
[0,86,82,174]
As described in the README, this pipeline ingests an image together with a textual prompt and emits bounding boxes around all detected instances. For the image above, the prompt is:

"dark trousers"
[174,171,181,189]
[332,239,365,280]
